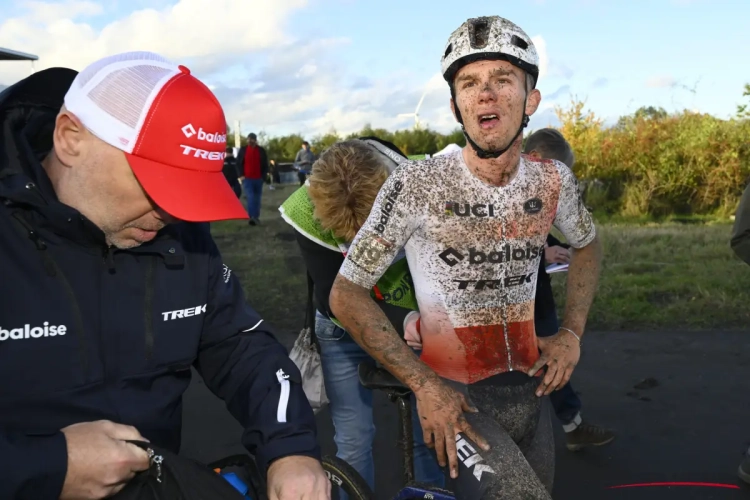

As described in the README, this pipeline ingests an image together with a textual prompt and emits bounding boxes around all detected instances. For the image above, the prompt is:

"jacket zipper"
[276,368,291,423]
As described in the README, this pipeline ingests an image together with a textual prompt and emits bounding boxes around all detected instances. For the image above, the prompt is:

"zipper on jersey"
[276,368,291,423]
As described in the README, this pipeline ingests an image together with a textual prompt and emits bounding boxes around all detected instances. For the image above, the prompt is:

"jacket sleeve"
[260,147,270,178]
[731,181,750,265]
[295,230,413,337]
[0,430,68,499]
[234,147,245,178]
[193,238,320,475]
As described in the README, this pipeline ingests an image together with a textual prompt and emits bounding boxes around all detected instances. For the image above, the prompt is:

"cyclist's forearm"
[561,234,602,337]
[330,275,438,391]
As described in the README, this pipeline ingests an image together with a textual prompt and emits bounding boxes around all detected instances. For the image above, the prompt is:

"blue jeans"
[314,312,444,496]
[535,313,582,429]
[242,178,264,220]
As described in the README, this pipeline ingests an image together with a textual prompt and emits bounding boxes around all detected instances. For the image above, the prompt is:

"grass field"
[210,184,750,334]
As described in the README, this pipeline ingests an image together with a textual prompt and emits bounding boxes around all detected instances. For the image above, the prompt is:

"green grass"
[211,185,750,333]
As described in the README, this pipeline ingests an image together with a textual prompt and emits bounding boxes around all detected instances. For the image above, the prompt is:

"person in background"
[294,141,315,186]
[730,179,750,484]
[223,147,241,198]
[236,132,269,225]
[268,159,281,190]
[279,137,442,497]
[523,127,615,451]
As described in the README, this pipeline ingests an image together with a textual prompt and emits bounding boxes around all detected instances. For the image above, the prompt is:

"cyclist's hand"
[414,378,489,479]
[59,420,150,499]
[528,330,581,396]
[267,455,330,499]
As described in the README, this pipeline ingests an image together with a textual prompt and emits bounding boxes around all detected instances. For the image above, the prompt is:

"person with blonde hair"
[279,137,443,497]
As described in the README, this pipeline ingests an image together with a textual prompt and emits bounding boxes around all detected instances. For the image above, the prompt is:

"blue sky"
[0,0,746,138]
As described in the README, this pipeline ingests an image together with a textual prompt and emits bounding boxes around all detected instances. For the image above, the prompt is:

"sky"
[0,0,746,140]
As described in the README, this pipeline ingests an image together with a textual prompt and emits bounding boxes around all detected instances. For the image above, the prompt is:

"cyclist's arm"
[330,167,438,391]
[551,162,602,338]
[193,235,320,476]
[294,230,413,337]
[731,181,750,265]
[0,430,67,499]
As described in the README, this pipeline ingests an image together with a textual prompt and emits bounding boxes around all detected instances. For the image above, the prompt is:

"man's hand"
[403,311,422,349]
[59,420,151,500]
[267,456,330,500]
[413,379,489,479]
[544,245,570,265]
[528,330,581,397]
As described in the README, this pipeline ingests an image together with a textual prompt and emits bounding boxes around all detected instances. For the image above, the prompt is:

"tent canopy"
[0,48,38,61]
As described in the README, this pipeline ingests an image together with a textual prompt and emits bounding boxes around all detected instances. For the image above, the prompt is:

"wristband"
[559,326,581,345]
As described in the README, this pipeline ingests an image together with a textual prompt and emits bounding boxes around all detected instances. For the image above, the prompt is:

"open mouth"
[478,113,500,129]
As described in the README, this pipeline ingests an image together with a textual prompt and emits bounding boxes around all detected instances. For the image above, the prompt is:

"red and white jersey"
[339,150,596,384]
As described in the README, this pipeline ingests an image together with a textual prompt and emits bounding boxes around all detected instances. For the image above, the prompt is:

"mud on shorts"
[431,374,555,500]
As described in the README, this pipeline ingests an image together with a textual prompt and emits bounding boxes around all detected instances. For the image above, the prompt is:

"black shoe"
[248,218,256,226]
[566,421,615,451]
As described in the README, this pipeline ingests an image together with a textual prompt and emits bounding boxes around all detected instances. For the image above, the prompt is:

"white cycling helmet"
[440,16,540,159]
[441,16,540,87]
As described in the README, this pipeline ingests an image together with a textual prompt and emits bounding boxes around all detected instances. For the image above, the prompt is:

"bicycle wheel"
[321,455,374,500]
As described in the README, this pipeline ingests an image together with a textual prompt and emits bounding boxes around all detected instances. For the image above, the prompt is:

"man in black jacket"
[0,51,327,500]
[524,128,615,451]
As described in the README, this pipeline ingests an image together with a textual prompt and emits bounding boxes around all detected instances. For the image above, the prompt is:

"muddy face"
[451,60,541,152]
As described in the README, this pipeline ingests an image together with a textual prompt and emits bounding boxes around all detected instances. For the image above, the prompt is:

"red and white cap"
[63,51,248,222]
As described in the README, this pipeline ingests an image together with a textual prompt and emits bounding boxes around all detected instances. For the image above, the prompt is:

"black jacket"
[534,234,570,335]
[0,68,319,500]
[235,145,269,180]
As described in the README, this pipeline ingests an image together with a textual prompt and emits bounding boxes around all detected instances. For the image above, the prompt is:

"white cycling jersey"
[338,149,595,384]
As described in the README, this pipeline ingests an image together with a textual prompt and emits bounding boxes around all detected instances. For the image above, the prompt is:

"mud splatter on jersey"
[339,150,596,384]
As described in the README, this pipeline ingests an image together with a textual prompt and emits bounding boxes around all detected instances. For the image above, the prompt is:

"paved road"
[180,330,750,499]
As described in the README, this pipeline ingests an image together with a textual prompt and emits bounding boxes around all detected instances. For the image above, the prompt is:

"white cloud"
[647,75,677,88]
[0,0,307,85]
[531,35,549,80]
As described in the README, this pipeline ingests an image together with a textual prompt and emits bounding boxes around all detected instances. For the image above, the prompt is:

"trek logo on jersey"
[456,434,496,481]
[454,273,535,290]
[374,180,404,234]
[0,322,67,342]
[438,244,545,267]
[162,304,207,321]
[444,202,496,218]
[523,197,543,214]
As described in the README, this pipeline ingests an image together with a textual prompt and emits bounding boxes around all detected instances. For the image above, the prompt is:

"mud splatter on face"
[453,60,529,153]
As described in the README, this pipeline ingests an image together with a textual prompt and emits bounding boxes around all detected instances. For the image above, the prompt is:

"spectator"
[236,133,269,225]
[294,141,315,185]
[523,128,615,451]
[223,147,241,198]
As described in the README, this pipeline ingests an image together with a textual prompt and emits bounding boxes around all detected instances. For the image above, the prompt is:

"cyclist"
[524,128,615,451]
[0,52,327,499]
[330,15,602,499]
[279,137,443,496]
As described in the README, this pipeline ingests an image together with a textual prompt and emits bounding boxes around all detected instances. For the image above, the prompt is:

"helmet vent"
[444,43,453,59]
[468,18,491,49]
[511,35,529,50]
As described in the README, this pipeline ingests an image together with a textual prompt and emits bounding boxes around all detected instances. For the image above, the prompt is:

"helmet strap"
[451,85,531,160]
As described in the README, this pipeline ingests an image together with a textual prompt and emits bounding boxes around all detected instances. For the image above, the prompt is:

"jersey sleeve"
[338,165,424,289]
[552,162,597,249]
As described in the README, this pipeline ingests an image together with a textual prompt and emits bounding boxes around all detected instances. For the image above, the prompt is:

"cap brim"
[126,153,249,223]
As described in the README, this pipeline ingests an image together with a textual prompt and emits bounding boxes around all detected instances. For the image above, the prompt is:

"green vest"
[279,186,418,326]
